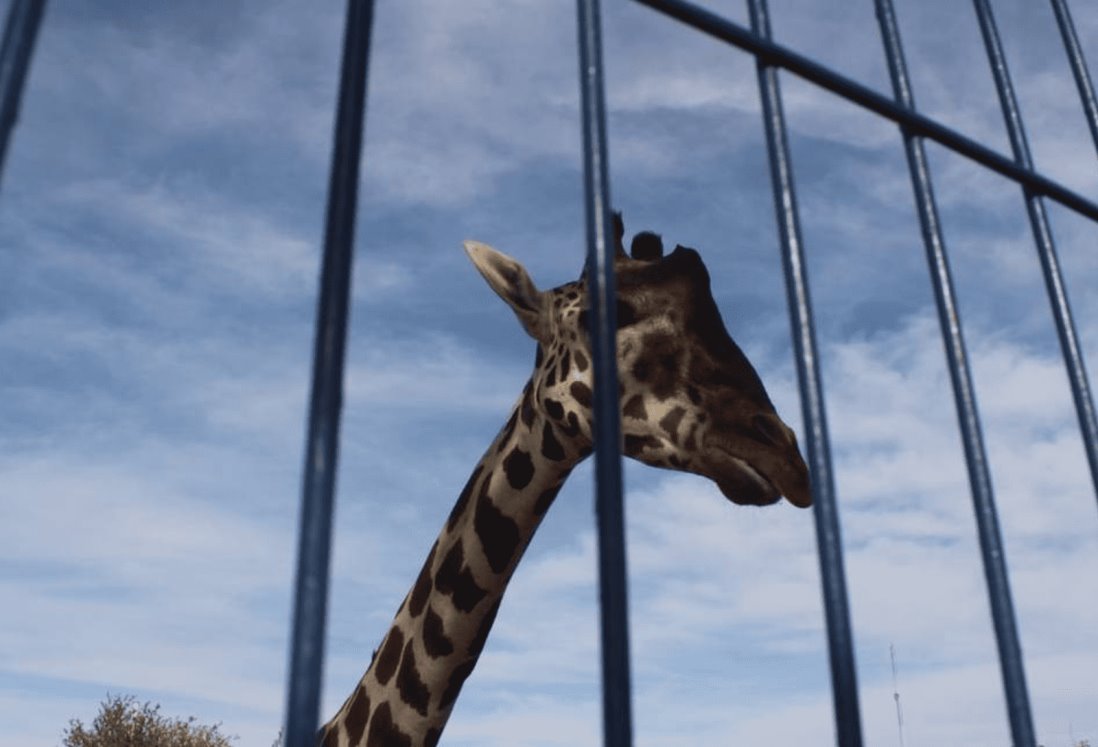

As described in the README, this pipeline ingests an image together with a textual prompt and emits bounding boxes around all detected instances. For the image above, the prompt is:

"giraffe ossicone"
[320,216,811,747]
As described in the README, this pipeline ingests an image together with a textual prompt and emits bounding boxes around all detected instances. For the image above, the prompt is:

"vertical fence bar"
[874,2,1038,744]
[972,0,1098,505]
[1049,0,1098,158]
[0,0,46,185]
[283,2,374,745]
[745,2,864,744]
[576,0,634,744]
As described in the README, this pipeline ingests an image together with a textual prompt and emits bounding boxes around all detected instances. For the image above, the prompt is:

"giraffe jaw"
[716,456,783,507]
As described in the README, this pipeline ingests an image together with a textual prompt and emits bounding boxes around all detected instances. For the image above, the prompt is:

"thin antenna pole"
[890,644,905,747]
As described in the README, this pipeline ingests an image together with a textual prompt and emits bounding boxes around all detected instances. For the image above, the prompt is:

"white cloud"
[24,2,340,163]
[0,454,293,716]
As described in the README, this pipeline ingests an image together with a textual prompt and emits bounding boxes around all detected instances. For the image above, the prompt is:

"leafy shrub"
[63,695,234,747]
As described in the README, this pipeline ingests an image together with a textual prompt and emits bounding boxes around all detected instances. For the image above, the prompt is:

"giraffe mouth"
[715,456,783,507]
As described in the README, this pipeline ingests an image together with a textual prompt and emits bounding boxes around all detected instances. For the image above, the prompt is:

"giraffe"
[319,216,811,747]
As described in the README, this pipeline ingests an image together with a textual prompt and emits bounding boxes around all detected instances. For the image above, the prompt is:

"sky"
[1,1,1097,746]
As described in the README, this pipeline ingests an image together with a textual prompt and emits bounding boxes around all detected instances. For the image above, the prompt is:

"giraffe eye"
[616,299,637,328]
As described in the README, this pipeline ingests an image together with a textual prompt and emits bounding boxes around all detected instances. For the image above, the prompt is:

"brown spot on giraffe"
[474,487,520,574]
[623,394,647,420]
[543,397,564,421]
[343,686,370,745]
[631,332,681,399]
[422,605,455,658]
[562,411,582,438]
[365,702,412,747]
[447,467,483,533]
[495,409,518,455]
[624,433,662,456]
[569,381,593,408]
[540,421,565,461]
[533,483,563,516]
[408,542,438,618]
[433,538,488,613]
[502,447,534,489]
[439,659,476,711]
[396,640,430,716]
[574,349,588,372]
[684,422,698,452]
[520,383,535,427]
[373,627,403,687]
[659,406,687,444]
[468,598,501,657]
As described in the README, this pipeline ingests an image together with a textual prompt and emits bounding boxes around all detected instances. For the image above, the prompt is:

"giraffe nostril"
[752,413,789,448]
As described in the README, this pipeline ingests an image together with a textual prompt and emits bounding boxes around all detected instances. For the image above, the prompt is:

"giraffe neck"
[321,381,587,747]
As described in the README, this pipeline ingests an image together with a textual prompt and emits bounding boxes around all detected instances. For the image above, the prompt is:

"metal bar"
[283,1,374,745]
[745,2,863,744]
[0,0,46,186]
[875,3,1037,745]
[631,0,1098,224]
[576,0,634,744]
[972,0,1098,504]
[1049,0,1098,158]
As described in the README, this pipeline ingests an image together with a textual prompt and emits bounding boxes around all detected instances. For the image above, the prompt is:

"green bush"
[63,695,234,747]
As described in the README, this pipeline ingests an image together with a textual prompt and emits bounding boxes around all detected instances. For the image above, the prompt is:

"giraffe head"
[464,217,811,509]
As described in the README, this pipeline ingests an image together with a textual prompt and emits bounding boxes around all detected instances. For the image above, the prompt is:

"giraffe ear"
[464,240,547,341]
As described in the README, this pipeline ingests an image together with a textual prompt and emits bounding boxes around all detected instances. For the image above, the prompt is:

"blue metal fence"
[2,1,1095,745]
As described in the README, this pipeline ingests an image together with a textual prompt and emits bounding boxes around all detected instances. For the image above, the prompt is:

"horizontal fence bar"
[1049,0,1098,158]
[971,0,1098,505]
[876,2,1037,745]
[0,0,46,185]
[576,0,634,745]
[283,1,375,745]
[745,2,863,745]
[633,0,1098,225]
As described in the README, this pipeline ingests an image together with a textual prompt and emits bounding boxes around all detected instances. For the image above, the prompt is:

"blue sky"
[1,1,1097,745]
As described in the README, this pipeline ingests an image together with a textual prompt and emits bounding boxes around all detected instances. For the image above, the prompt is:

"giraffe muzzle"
[710,448,812,509]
